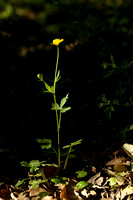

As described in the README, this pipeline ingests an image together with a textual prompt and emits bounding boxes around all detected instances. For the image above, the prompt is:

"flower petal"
[50,39,64,46]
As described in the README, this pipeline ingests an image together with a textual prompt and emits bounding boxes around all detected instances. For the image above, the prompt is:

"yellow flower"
[50,39,64,46]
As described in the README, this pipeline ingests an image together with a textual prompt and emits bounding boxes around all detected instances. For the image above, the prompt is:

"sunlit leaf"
[15,179,26,187]
[61,107,71,113]
[63,139,83,149]
[44,82,54,93]
[50,176,67,184]
[76,171,87,178]
[29,179,45,189]
[108,177,117,187]
[29,160,41,173]
[76,181,88,189]
[60,94,69,108]
[51,103,61,111]
[71,139,83,146]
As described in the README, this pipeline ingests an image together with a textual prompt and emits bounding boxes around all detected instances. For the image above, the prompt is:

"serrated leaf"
[60,94,69,108]
[61,107,71,113]
[44,82,54,93]
[29,160,41,173]
[76,171,87,178]
[108,177,117,187]
[63,139,83,149]
[15,179,26,187]
[71,139,83,146]
[51,103,61,111]
[36,138,52,149]
[76,181,88,189]
[55,70,61,83]
[20,161,30,167]
[29,179,44,189]
[29,160,41,168]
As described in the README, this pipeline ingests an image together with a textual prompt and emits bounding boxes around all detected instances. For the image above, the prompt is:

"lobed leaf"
[60,94,69,108]
[61,107,71,113]
[51,103,61,111]
[55,70,61,83]
[36,138,52,149]
[15,179,27,187]
[29,179,45,189]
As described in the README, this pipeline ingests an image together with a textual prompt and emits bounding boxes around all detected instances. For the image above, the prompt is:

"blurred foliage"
[1,0,133,147]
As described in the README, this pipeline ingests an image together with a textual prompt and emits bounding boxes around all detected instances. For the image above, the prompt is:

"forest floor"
[0,138,133,200]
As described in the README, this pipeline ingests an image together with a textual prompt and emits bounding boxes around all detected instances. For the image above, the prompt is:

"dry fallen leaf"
[114,164,128,172]
[121,185,133,199]
[88,172,101,184]
[0,188,11,200]
[60,185,79,200]
[106,156,125,166]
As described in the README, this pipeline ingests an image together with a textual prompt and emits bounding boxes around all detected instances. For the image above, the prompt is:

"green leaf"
[60,94,69,108]
[71,139,83,146]
[76,181,88,189]
[15,179,26,187]
[29,160,41,173]
[55,70,61,83]
[103,70,114,79]
[108,177,117,187]
[36,138,52,149]
[61,107,71,113]
[63,139,83,149]
[50,176,67,184]
[130,125,133,130]
[44,82,54,93]
[110,106,114,112]
[111,55,116,68]
[29,160,41,168]
[102,94,107,102]
[76,171,87,178]
[20,161,30,167]
[37,74,44,81]
[29,179,45,189]
[51,103,61,111]
[41,163,58,168]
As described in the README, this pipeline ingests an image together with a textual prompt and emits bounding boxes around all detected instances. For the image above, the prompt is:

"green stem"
[39,168,50,188]
[53,46,61,170]
[54,46,59,89]
[63,145,72,171]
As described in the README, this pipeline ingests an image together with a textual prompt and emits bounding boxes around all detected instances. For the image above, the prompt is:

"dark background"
[1,0,133,182]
